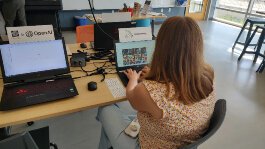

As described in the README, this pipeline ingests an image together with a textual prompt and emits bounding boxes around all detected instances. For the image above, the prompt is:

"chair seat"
[256,25,265,30]
[247,18,265,24]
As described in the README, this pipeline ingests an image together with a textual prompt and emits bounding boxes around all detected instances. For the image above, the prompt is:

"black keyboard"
[117,67,143,86]
[0,76,78,111]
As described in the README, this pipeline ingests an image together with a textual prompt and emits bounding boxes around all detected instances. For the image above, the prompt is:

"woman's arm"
[124,69,163,119]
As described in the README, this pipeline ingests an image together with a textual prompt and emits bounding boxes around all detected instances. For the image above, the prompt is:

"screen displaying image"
[122,47,148,66]
[0,40,67,77]
[115,40,155,68]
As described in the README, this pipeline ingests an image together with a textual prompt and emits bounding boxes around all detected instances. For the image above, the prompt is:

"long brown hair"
[146,16,214,105]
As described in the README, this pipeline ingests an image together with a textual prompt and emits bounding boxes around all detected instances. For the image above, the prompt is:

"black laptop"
[115,40,155,86]
[94,21,136,51]
[0,39,78,111]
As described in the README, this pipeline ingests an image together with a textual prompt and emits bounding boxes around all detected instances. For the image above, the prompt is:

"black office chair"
[180,99,227,149]
[0,126,58,149]
[0,132,39,149]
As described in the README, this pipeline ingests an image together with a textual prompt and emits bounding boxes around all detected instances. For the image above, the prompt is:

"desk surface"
[0,43,126,128]
[132,14,167,20]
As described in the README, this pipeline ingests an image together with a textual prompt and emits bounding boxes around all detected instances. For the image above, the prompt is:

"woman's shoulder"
[141,80,168,93]
[142,79,166,86]
[198,84,217,106]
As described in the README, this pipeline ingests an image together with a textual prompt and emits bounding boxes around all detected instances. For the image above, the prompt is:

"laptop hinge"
[4,75,70,87]
[24,74,70,83]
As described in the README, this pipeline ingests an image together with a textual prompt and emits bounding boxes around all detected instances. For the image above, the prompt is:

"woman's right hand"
[140,66,150,80]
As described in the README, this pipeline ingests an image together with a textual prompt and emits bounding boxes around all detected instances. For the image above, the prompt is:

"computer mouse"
[87,81,97,91]
[80,43,87,48]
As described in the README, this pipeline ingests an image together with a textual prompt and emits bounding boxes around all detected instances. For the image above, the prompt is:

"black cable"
[70,70,84,73]
[93,61,107,68]
[73,59,116,81]
[88,0,115,40]
[73,75,90,80]
[80,64,96,73]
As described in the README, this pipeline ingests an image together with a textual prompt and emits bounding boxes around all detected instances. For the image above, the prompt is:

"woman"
[97,16,216,149]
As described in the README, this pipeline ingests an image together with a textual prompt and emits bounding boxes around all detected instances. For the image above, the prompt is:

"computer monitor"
[115,40,155,70]
[0,39,70,83]
[94,21,136,50]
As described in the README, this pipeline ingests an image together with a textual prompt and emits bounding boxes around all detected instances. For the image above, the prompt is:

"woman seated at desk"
[97,16,216,149]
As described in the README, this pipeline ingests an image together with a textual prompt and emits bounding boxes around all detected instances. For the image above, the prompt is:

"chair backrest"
[0,132,39,149]
[180,99,226,149]
[76,25,94,43]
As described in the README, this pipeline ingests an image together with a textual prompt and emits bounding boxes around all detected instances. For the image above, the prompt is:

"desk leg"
[151,19,155,38]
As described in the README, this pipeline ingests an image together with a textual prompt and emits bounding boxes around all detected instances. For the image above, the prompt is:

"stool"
[257,59,265,73]
[238,25,265,63]
[232,18,265,51]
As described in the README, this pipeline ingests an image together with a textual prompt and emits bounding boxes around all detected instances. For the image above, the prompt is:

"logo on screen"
[26,31,34,37]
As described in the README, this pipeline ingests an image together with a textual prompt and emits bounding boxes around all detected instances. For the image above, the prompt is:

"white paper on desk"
[105,78,126,99]
[147,12,164,16]
[119,27,152,42]
[6,25,55,44]
[102,12,131,23]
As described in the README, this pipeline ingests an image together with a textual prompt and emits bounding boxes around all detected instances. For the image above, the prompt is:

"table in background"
[0,43,125,128]
[86,13,167,37]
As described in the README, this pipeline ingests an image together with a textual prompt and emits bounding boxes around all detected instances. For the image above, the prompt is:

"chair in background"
[180,99,227,149]
[257,58,265,73]
[0,126,58,149]
[232,18,265,53]
[76,25,94,43]
[238,25,265,63]
[29,126,58,149]
[0,132,39,149]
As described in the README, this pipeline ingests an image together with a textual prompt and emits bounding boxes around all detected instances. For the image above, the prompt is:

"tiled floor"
[12,21,265,149]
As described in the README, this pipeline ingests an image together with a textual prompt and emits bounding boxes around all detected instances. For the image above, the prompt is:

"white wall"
[62,0,91,10]
[62,0,175,10]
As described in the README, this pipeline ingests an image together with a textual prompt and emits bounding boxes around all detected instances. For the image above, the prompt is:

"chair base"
[257,60,265,73]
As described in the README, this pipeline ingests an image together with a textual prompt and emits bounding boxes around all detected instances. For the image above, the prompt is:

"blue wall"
[58,7,185,30]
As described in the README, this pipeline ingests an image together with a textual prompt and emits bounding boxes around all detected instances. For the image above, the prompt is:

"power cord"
[88,0,115,40]
[73,61,116,82]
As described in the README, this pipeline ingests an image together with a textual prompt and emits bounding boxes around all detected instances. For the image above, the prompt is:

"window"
[213,0,265,26]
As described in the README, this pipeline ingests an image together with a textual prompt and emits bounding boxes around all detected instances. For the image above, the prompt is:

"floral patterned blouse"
[137,80,216,149]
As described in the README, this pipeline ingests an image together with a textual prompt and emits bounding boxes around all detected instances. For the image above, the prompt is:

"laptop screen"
[115,40,155,69]
[0,40,69,83]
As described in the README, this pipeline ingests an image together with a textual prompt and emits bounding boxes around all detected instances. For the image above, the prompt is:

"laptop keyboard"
[118,67,143,87]
[0,76,78,111]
